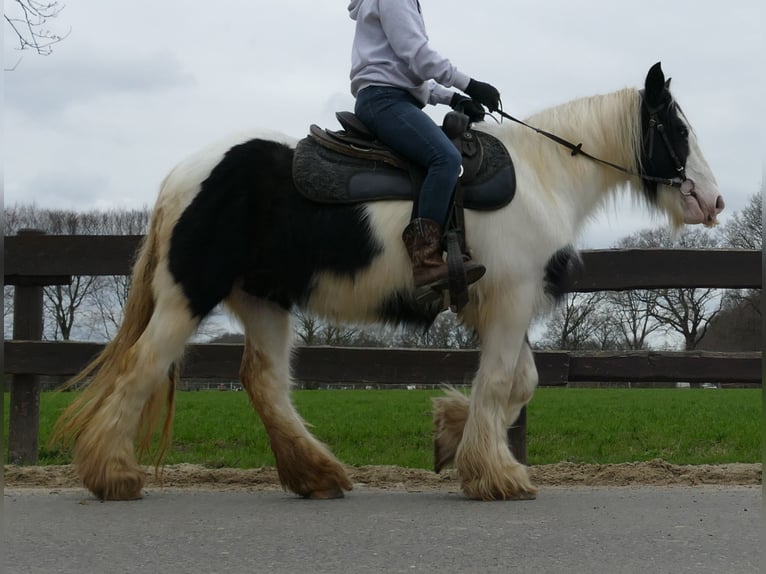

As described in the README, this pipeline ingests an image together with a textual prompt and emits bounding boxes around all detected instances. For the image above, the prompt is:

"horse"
[53,62,724,501]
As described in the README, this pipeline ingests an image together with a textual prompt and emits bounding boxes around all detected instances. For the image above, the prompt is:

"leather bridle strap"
[492,105,687,190]
[641,99,688,181]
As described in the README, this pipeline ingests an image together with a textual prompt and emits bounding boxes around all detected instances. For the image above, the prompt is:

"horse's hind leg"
[71,274,198,500]
[226,290,352,498]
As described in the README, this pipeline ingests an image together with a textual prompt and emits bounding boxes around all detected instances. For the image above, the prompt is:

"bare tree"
[717,191,762,318]
[4,0,69,68]
[4,204,152,341]
[605,290,661,350]
[44,279,95,340]
[606,235,663,350]
[37,209,102,340]
[394,313,478,349]
[616,226,724,350]
[652,286,723,350]
[3,204,92,340]
[697,290,761,351]
[85,209,151,339]
[719,191,762,250]
[87,275,132,340]
[292,309,361,346]
[292,308,478,349]
[539,291,614,350]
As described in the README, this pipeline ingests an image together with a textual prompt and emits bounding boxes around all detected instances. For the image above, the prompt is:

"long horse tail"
[51,204,177,467]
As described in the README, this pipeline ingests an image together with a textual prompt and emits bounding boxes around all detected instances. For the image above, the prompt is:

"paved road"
[3,486,761,574]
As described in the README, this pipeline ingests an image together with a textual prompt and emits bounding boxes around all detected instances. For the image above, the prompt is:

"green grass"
[4,388,762,468]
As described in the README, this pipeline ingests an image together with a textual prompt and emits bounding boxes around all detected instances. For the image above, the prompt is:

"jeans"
[355,86,462,227]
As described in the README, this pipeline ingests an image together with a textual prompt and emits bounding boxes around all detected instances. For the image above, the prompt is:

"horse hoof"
[510,490,537,501]
[86,473,144,501]
[305,487,345,500]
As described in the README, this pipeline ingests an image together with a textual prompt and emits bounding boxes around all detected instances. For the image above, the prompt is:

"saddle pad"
[293,129,516,211]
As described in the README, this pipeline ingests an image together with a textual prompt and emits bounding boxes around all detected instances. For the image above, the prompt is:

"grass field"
[4,388,762,468]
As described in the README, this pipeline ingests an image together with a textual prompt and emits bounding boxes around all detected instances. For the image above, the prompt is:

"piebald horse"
[54,63,723,501]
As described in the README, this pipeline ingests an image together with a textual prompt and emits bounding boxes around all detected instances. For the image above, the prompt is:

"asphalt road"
[3,486,761,574]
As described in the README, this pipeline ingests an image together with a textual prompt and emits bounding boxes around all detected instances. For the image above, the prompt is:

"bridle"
[638,92,695,197]
[490,95,696,197]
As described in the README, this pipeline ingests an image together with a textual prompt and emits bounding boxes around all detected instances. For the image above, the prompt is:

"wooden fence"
[4,232,762,466]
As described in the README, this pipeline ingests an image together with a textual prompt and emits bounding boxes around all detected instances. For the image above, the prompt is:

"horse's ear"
[644,62,666,106]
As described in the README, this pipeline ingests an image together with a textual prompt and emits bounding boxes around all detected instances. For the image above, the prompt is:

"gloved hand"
[465,79,501,112]
[450,93,486,122]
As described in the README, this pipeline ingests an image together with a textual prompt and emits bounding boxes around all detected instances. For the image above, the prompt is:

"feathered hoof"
[432,389,470,473]
[280,461,353,500]
[304,487,346,500]
[459,463,538,501]
[81,462,145,501]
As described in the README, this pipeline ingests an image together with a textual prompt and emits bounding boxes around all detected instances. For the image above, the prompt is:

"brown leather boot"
[402,218,485,291]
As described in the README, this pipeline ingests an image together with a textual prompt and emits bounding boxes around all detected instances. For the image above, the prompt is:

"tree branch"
[4,0,69,64]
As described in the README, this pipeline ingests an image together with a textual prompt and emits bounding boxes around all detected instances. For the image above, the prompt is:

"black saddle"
[293,111,516,211]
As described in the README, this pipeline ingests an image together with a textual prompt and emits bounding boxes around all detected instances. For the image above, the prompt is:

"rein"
[490,101,694,195]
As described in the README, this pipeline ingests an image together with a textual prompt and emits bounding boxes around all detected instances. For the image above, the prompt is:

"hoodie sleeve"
[428,81,458,106]
[379,0,470,92]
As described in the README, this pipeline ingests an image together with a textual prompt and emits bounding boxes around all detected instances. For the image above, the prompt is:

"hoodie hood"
[348,0,362,20]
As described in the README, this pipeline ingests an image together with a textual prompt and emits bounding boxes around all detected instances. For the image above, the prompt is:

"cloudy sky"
[4,0,763,248]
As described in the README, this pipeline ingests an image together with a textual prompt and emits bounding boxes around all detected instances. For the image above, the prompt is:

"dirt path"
[5,459,761,492]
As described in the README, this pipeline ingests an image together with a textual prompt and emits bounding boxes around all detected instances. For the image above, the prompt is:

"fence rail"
[3,233,762,466]
[4,234,762,289]
[4,341,761,386]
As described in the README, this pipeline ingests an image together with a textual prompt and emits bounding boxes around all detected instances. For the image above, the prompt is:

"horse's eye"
[678,126,689,138]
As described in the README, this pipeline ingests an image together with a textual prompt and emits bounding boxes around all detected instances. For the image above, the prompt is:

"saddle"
[294,111,515,209]
[309,111,485,184]
[293,111,517,311]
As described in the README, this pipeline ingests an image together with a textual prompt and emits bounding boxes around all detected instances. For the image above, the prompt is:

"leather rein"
[491,96,696,197]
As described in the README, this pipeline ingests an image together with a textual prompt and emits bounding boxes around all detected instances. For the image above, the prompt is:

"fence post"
[507,406,527,465]
[7,229,46,465]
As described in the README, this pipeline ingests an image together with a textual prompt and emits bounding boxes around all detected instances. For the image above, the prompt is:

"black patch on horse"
[543,245,581,302]
[168,139,383,318]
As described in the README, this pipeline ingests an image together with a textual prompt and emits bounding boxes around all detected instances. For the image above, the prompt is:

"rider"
[348,0,502,292]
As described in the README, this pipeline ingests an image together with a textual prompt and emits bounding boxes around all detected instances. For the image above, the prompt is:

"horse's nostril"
[715,196,725,211]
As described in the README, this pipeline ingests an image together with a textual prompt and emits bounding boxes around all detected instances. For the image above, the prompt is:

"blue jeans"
[355,86,462,227]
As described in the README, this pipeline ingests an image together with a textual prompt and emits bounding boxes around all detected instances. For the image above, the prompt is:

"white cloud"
[6,49,194,117]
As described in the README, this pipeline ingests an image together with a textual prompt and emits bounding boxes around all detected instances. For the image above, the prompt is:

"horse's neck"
[512,88,641,224]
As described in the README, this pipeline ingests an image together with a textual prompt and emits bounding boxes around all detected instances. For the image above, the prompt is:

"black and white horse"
[54,63,723,501]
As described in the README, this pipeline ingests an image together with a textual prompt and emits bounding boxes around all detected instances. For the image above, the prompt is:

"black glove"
[450,93,486,122]
[465,79,501,112]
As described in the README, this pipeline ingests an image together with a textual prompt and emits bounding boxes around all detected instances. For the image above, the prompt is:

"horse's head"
[639,62,724,227]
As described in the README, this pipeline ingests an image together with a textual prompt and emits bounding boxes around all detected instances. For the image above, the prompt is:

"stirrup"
[446,231,469,312]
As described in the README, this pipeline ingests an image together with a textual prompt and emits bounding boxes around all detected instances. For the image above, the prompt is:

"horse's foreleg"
[227,292,352,499]
[73,281,197,500]
[505,340,538,430]
[453,292,539,500]
[432,339,538,474]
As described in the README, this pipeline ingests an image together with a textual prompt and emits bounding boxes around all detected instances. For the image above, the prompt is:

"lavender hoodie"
[348,0,471,106]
